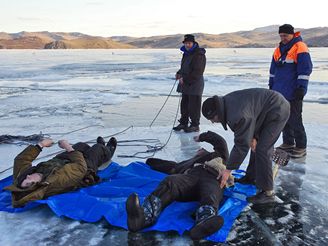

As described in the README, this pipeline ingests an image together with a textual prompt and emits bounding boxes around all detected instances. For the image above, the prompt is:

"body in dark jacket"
[202,88,290,192]
[126,131,232,240]
[174,36,206,131]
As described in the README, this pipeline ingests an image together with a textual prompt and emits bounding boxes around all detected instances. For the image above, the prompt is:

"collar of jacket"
[279,31,303,53]
[180,42,199,55]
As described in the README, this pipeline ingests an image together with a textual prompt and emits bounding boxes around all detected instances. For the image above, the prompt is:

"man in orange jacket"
[269,24,313,158]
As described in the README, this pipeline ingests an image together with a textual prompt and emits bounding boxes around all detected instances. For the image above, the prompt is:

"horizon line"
[2,25,328,38]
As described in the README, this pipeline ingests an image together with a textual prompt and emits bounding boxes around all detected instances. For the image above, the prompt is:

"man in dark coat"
[173,34,206,133]
[4,136,117,207]
[202,88,290,204]
[125,131,234,240]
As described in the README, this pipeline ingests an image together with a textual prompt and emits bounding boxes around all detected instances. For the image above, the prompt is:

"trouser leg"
[188,95,202,127]
[290,100,307,148]
[54,142,91,160]
[84,143,111,172]
[255,112,289,191]
[146,158,178,174]
[198,171,223,211]
[151,173,199,208]
[283,100,297,145]
[245,151,257,180]
[180,94,189,125]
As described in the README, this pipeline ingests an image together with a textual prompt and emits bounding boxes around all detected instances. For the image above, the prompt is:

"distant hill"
[0,26,328,49]
[0,31,135,49]
[112,26,328,48]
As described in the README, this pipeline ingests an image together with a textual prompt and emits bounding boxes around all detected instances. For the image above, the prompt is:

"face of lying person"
[21,173,43,188]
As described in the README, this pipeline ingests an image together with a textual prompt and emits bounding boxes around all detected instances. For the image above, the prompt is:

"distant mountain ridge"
[0,26,327,49]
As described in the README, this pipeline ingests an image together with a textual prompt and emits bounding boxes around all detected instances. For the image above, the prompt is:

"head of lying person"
[20,173,43,188]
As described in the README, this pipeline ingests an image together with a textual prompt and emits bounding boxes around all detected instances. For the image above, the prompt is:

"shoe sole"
[189,216,224,241]
[277,146,295,153]
[126,193,144,232]
[183,129,200,133]
[289,152,307,159]
[247,196,276,204]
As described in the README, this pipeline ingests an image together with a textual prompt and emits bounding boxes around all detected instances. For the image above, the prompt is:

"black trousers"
[244,107,289,191]
[283,100,307,148]
[151,166,223,211]
[55,143,112,172]
[180,94,202,127]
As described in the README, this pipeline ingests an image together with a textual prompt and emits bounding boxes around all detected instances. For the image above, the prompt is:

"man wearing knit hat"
[201,88,290,204]
[269,24,313,158]
[173,34,206,133]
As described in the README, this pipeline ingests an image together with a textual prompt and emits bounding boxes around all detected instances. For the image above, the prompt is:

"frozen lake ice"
[0,49,327,245]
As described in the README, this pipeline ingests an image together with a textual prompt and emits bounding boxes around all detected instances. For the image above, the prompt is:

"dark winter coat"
[214,88,290,170]
[177,42,206,96]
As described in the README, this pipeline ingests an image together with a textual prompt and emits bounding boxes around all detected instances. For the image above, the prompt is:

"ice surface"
[0,49,327,245]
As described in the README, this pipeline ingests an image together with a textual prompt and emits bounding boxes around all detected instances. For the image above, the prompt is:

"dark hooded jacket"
[177,42,206,95]
[213,88,290,170]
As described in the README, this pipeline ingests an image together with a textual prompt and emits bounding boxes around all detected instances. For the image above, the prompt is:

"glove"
[294,87,305,100]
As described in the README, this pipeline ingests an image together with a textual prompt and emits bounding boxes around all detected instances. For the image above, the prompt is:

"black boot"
[96,136,106,145]
[184,125,200,133]
[106,137,117,157]
[247,190,275,204]
[189,205,224,241]
[173,123,187,131]
[235,175,256,185]
[126,193,162,232]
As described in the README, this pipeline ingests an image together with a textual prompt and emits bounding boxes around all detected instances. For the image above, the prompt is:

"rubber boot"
[126,193,162,232]
[189,205,224,240]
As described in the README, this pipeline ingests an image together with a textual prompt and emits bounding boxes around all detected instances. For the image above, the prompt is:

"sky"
[1,0,327,37]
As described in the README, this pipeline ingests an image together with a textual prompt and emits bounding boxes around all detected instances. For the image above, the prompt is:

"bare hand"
[250,138,257,152]
[58,140,74,152]
[39,138,54,148]
[179,78,184,85]
[193,135,200,142]
[175,73,182,80]
[218,169,232,188]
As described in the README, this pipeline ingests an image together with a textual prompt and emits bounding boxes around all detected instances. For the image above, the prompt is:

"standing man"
[202,88,290,204]
[173,34,206,133]
[269,24,313,158]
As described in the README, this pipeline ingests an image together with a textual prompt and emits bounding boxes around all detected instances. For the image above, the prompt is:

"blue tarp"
[0,162,256,242]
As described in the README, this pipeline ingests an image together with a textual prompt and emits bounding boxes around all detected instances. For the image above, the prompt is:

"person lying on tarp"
[4,136,117,208]
[125,131,234,240]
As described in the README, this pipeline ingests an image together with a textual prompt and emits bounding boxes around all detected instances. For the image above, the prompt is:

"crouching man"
[125,131,233,240]
[4,136,117,207]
